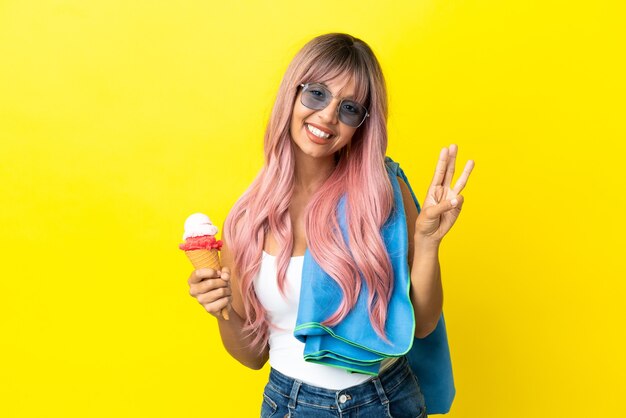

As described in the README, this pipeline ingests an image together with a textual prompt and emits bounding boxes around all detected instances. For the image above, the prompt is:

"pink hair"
[224,33,394,350]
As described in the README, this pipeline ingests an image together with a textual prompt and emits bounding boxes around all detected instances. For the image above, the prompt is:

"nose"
[316,99,339,125]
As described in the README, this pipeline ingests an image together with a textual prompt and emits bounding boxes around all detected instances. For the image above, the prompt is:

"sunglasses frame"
[299,83,369,128]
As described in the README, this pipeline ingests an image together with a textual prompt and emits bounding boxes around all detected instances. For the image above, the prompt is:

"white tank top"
[253,251,374,389]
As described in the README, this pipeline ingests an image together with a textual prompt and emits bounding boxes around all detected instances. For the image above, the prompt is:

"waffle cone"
[185,249,221,270]
[185,249,229,320]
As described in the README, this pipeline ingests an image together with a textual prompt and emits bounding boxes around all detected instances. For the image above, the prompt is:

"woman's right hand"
[187,267,232,319]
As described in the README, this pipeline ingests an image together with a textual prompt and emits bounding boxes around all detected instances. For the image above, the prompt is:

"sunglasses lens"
[301,85,330,110]
[300,83,368,128]
[338,101,367,127]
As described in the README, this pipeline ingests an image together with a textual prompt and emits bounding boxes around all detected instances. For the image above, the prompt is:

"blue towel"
[294,157,455,414]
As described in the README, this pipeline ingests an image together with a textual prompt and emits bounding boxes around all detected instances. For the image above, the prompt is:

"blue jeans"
[260,356,427,417]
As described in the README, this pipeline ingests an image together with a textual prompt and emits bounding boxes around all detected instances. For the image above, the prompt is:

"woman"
[187,33,474,417]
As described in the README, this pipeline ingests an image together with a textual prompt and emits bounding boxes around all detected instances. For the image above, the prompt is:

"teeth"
[307,124,331,139]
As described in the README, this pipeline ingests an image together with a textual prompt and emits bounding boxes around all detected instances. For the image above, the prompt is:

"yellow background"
[1,1,624,417]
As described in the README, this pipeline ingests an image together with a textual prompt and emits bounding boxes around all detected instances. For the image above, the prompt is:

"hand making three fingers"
[415,144,475,244]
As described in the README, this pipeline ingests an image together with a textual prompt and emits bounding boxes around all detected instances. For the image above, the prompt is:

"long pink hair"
[224,33,394,350]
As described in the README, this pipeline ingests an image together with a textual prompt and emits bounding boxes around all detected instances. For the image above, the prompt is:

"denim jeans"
[260,356,427,418]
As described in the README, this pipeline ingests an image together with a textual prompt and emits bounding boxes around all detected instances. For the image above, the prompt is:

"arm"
[398,144,475,338]
[217,239,269,369]
[187,228,269,370]
[398,176,443,339]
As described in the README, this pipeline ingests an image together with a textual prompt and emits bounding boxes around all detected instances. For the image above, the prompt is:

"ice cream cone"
[180,213,229,320]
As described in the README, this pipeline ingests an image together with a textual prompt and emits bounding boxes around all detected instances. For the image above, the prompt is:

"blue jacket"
[294,157,456,414]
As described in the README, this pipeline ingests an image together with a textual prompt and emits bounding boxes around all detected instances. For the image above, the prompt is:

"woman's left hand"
[415,144,474,244]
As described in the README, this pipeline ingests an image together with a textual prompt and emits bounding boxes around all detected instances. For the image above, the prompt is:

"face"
[289,75,360,160]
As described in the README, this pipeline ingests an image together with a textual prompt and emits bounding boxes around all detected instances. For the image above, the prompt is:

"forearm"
[409,239,443,338]
[216,310,269,370]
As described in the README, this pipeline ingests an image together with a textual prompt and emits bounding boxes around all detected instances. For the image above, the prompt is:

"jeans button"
[339,394,348,403]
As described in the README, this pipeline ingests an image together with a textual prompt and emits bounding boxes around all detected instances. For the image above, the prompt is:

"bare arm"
[398,176,443,339]
[187,235,269,369]
[399,144,475,338]
[218,240,269,369]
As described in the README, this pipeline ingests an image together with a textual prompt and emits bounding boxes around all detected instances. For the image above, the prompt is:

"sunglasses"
[299,83,369,128]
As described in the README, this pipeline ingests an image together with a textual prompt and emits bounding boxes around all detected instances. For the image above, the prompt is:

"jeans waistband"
[267,356,413,410]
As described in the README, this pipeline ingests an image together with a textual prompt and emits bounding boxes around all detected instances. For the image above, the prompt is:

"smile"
[306,124,332,139]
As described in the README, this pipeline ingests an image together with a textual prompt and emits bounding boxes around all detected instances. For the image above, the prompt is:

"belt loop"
[372,377,389,406]
[288,379,302,410]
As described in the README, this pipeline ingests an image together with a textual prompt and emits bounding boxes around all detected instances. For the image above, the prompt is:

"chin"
[297,144,329,159]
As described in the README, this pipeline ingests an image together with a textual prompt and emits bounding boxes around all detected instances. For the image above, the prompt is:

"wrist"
[413,234,441,254]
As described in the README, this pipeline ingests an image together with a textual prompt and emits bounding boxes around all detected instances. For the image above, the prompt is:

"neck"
[293,151,336,195]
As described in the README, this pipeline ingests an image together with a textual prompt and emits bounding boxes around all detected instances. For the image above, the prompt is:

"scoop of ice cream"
[179,235,223,251]
[182,213,219,240]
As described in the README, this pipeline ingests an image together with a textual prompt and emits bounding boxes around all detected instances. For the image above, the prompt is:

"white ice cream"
[182,213,219,240]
